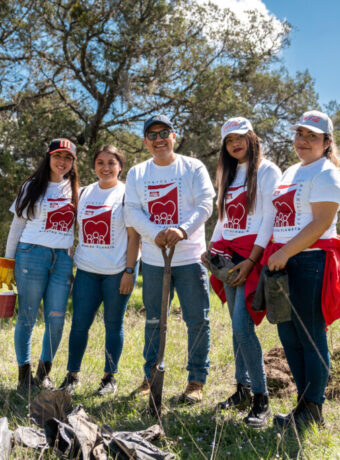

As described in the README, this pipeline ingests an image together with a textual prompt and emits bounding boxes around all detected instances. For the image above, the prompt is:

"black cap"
[47,138,77,159]
[143,115,174,136]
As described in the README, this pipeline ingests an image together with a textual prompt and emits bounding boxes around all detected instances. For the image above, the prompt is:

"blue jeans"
[67,263,138,374]
[224,283,267,395]
[14,243,73,365]
[278,250,329,405]
[142,261,210,384]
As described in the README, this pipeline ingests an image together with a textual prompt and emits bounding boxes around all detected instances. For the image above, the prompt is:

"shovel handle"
[155,247,175,365]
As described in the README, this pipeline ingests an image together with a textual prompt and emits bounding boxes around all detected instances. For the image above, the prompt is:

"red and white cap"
[221,117,253,142]
[290,110,333,135]
[47,138,77,159]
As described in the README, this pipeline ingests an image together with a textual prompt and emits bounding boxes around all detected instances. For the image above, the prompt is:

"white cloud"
[196,0,288,54]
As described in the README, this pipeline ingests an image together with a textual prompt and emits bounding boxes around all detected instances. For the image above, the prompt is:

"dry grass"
[1,280,339,459]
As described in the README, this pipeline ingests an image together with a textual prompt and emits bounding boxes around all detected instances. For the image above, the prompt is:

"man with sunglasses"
[125,114,215,404]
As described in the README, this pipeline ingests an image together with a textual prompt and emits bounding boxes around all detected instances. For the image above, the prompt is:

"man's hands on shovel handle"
[155,227,187,249]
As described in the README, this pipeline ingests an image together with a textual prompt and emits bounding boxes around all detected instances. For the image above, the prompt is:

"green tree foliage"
[0,0,335,249]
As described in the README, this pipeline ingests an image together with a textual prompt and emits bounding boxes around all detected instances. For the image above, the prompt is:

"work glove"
[0,257,15,290]
[205,251,239,285]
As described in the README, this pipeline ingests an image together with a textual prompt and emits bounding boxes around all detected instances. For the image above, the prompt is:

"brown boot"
[18,363,39,392]
[179,381,204,404]
[35,360,54,390]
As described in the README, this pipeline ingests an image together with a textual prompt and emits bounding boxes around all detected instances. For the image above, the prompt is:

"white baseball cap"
[290,110,333,135]
[221,117,253,142]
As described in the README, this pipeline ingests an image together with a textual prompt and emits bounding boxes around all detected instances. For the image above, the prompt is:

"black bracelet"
[247,257,256,264]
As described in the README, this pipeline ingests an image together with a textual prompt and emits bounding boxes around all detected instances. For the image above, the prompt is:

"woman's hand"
[228,258,255,287]
[119,272,134,295]
[268,248,289,271]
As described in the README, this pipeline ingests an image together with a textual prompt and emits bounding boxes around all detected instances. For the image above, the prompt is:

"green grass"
[1,280,339,459]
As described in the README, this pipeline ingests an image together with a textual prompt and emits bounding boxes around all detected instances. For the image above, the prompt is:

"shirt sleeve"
[179,162,215,237]
[310,169,340,204]
[5,215,27,258]
[124,167,162,243]
[254,163,282,248]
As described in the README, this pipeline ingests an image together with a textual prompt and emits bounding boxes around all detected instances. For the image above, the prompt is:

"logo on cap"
[60,139,71,149]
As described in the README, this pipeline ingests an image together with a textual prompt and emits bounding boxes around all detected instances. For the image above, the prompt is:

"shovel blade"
[149,366,165,417]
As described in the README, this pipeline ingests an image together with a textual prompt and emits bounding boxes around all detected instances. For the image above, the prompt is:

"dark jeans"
[278,250,329,404]
[142,261,210,384]
[67,264,138,374]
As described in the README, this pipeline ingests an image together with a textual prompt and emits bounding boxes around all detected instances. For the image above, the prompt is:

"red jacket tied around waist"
[262,237,340,327]
[210,235,266,325]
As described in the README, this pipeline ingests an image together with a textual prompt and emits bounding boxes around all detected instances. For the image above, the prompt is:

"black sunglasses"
[146,129,172,141]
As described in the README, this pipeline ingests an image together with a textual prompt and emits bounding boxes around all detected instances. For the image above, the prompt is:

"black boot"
[244,393,271,428]
[35,360,54,390]
[218,383,252,410]
[295,400,324,429]
[273,395,307,428]
[17,363,38,391]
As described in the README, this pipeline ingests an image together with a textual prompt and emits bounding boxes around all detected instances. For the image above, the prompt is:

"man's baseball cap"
[143,115,174,136]
[221,117,253,142]
[290,110,333,135]
[47,138,77,159]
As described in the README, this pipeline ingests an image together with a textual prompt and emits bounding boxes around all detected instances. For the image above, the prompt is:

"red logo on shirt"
[45,203,75,232]
[224,191,247,229]
[148,183,178,225]
[273,189,296,227]
[82,210,112,245]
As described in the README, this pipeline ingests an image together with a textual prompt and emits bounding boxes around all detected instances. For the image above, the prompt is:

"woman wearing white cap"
[202,117,281,427]
[4,138,79,392]
[263,110,340,429]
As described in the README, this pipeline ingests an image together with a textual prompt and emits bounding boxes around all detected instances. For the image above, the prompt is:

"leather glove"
[205,251,239,285]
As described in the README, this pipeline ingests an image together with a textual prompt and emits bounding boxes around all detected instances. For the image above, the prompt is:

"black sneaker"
[97,374,117,396]
[244,393,271,428]
[59,373,79,394]
[218,383,252,410]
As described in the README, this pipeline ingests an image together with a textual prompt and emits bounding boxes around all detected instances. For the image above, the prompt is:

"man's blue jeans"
[67,264,138,374]
[278,250,329,405]
[224,283,268,395]
[142,261,210,384]
[14,243,73,365]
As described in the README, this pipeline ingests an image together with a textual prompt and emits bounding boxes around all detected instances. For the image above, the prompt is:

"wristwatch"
[124,267,134,274]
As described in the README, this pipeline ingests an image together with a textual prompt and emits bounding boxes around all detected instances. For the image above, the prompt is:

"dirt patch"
[264,347,295,398]
[264,346,340,400]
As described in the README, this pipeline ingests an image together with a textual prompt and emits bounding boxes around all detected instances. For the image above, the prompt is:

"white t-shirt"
[211,158,282,248]
[10,180,75,249]
[125,154,215,266]
[272,157,340,244]
[74,181,128,274]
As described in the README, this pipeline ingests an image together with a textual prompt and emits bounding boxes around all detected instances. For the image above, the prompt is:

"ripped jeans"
[142,261,210,384]
[14,243,73,365]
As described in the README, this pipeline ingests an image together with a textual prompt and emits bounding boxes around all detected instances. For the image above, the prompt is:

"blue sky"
[264,0,340,107]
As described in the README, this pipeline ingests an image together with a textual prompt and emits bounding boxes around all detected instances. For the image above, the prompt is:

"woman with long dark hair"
[202,117,281,427]
[5,138,79,391]
[60,144,140,396]
[265,111,340,429]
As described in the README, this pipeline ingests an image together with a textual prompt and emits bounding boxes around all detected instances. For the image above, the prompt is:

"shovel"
[149,246,175,417]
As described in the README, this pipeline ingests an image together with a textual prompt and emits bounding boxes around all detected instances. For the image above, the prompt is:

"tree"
[0,0,290,147]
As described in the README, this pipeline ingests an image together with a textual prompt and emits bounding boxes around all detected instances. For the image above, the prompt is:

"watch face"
[125,267,134,274]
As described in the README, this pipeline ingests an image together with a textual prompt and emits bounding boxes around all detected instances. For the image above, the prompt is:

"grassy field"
[0,277,339,459]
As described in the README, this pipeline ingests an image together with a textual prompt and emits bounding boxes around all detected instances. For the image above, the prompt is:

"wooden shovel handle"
[155,247,175,365]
